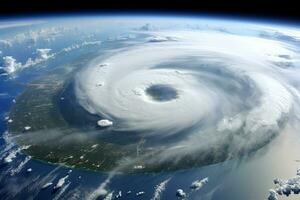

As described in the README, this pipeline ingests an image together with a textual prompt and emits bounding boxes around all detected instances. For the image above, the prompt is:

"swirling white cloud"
[74,29,300,165]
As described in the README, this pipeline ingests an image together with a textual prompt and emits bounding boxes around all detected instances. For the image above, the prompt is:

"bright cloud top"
[0,48,53,74]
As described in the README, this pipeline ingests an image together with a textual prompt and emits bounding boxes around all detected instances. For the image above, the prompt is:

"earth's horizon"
[1,15,300,200]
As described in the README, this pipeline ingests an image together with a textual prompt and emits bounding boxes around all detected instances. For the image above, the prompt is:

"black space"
[0,0,300,23]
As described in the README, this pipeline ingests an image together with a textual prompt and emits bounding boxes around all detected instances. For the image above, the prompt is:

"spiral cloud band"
[74,30,298,167]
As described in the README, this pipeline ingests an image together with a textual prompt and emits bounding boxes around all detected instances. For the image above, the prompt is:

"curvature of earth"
[2,16,300,200]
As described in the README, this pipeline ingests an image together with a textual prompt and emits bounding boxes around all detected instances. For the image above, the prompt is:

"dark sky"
[1,0,299,23]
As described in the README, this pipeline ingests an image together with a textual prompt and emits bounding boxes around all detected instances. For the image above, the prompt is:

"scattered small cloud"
[1,56,22,74]
[268,167,300,199]
[97,119,113,127]
[3,148,19,163]
[151,178,171,200]
[176,189,186,198]
[54,174,69,190]
[267,189,278,200]
[41,182,53,189]
[190,177,209,191]
[147,36,177,43]
[82,40,102,46]
[0,39,12,48]
[36,48,52,60]
[1,48,53,75]
[136,191,145,196]
[62,40,101,53]
[103,192,114,200]
[10,156,31,176]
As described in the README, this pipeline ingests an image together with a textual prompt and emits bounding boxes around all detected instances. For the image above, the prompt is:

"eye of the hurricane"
[145,84,178,102]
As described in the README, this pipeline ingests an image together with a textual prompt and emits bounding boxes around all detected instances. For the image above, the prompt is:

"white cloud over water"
[1,48,53,74]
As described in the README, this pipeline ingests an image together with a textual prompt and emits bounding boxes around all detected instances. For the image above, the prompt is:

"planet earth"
[0,15,300,200]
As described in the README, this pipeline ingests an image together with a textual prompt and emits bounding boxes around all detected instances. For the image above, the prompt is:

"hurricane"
[73,30,298,171]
